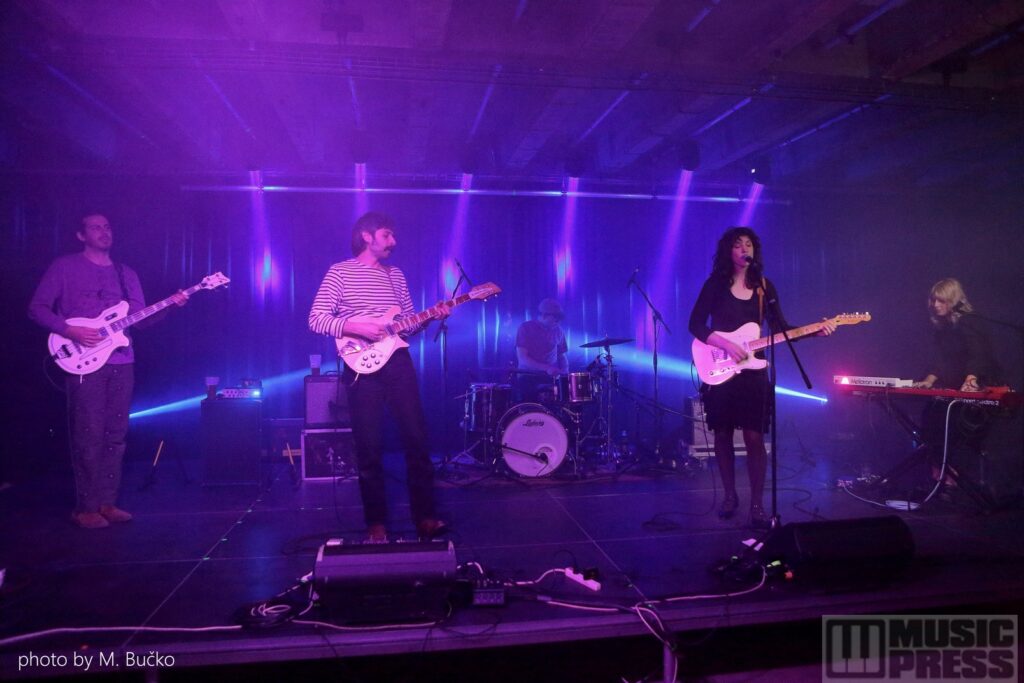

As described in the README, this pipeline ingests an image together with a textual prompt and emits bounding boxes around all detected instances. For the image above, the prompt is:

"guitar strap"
[115,262,129,301]
[757,277,766,325]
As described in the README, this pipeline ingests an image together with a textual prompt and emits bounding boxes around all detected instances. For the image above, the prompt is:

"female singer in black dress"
[688,227,834,528]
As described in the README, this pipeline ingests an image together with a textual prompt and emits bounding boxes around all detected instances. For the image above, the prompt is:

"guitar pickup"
[340,340,364,355]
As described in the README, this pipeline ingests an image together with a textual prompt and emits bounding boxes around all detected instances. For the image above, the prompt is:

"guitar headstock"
[832,312,871,325]
[469,282,502,301]
[201,272,231,290]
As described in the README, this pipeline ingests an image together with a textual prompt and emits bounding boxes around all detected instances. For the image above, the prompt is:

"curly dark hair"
[712,226,762,288]
[351,211,396,256]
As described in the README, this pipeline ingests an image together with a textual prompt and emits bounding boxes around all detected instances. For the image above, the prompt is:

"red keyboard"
[834,383,1022,407]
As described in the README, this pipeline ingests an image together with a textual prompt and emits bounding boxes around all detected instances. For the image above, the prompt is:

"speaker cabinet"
[762,515,914,589]
[201,398,261,485]
[305,374,350,428]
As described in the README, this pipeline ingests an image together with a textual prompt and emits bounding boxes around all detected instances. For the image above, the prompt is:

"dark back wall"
[3,174,1021,475]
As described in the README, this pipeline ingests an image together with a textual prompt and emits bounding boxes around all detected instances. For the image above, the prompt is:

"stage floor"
[2,445,1023,681]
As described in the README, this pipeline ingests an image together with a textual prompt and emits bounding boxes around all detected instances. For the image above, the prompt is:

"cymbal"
[579,336,634,349]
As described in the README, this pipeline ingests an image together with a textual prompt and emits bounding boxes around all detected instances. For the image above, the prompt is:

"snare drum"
[554,372,595,404]
[464,383,511,433]
[497,403,568,477]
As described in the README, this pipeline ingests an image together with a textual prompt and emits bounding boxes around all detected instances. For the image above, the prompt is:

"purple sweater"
[28,253,145,364]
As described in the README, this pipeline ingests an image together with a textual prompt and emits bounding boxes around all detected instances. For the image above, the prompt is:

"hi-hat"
[579,337,634,349]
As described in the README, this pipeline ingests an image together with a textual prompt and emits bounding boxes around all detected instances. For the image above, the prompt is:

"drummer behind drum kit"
[457,336,634,478]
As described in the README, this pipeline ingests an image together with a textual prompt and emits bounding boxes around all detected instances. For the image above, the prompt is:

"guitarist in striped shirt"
[309,211,449,543]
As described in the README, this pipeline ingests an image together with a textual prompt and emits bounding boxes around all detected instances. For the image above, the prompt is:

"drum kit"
[456,336,634,478]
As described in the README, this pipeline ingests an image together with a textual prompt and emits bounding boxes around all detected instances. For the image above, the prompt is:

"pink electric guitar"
[692,312,871,385]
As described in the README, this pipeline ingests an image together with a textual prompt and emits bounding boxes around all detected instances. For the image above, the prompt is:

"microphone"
[742,255,753,264]
[453,258,474,286]
[626,266,640,288]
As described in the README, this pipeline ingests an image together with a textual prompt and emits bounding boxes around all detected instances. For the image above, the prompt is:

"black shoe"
[718,494,739,519]
[749,505,770,529]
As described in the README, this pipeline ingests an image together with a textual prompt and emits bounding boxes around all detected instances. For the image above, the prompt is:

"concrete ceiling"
[1,0,1022,191]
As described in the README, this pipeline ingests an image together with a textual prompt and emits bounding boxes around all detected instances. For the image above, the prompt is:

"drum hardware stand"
[558,405,591,477]
[628,271,672,462]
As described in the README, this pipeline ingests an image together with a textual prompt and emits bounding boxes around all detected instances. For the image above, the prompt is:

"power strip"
[564,567,601,592]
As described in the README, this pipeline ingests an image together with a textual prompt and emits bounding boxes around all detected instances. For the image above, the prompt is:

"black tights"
[714,428,766,508]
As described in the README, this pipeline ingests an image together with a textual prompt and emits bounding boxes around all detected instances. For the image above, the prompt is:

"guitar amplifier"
[684,396,770,460]
[201,398,261,485]
[305,374,350,428]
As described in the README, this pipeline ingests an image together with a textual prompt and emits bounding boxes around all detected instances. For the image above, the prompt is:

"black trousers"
[345,348,436,527]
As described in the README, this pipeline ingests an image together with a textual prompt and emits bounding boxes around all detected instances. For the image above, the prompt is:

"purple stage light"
[354,163,368,216]
[556,177,580,297]
[739,182,764,226]
[442,174,473,294]
[248,171,279,302]
[181,184,762,205]
[644,169,693,346]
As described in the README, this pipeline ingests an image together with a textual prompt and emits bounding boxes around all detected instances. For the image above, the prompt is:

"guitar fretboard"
[110,282,205,332]
[748,320,828,351]
[384,291,475,335]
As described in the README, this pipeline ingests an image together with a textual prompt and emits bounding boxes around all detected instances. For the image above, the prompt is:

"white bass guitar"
[48,272,230,375]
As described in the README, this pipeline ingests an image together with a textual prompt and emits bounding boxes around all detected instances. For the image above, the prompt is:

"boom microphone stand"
[759,273,813,529]
[436,259,473,468]
[628,270,672,460]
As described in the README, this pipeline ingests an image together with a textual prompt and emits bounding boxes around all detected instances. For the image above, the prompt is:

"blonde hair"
[928,278,972,326]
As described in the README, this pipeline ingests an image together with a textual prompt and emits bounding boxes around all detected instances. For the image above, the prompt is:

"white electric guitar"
[691,312,871,386]
[337,281,502,374]
[48,272,230,375]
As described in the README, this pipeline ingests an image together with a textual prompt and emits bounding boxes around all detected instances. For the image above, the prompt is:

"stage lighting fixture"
[750,157,771,185]
[677,140,700,171]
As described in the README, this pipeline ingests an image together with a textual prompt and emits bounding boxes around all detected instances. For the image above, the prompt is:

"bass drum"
[497,403,568,478]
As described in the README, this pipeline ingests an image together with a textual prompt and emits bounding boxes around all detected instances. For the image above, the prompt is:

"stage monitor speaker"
[305,374,349,428]
[201,398,261,485]
[313,540,457,623]
[761,515,914,590]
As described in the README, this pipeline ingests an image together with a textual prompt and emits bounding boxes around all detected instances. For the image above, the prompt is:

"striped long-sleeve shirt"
[308,259,416,339]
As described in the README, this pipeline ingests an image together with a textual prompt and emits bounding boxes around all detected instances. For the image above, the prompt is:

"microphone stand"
[759,273,812,529]
[436,260,472,468]
[629,275,672,461]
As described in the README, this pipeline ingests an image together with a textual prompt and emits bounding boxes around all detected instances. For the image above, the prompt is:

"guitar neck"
[748,320,828,351]
[111,282,204,332]
[388,291,474,335]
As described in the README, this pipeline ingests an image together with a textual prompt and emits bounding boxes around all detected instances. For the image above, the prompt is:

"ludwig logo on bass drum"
[523,419,545,427]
